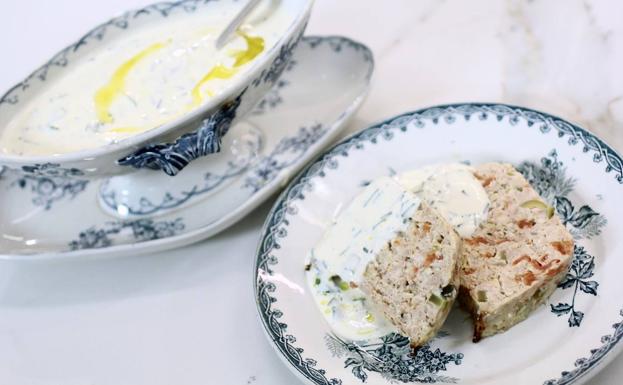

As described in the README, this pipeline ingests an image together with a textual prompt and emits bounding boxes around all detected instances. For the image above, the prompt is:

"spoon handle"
[216,0,263,49]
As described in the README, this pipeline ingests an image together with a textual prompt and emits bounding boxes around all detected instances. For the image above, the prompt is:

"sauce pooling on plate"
[0,3,290,156]
[306,164,490,340]
[306,177,420,340]
[397,163,489,237]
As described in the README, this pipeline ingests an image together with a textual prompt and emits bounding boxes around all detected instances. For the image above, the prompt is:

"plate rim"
[0,34,374,260]
[253,102,623,385]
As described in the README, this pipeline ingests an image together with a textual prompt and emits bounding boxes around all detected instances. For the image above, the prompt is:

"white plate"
[0,36,373,259]
[254,104,623,385]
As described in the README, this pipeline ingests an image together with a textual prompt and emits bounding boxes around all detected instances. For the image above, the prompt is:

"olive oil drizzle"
[95,32,264,132]
[94,42,167,124]
[189,32,264,108]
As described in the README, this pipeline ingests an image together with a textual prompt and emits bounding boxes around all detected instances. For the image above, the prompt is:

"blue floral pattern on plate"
[550,246,599,327]
[517,150,606,327]
[326,332,463,384]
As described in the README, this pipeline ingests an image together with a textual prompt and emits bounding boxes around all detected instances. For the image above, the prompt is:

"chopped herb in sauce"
[330,275,350,291]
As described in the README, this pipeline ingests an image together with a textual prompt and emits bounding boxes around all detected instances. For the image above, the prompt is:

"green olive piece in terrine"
[458,163,574,342]
[362,203,462,348]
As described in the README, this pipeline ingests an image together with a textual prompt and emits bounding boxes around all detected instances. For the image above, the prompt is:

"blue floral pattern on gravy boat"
[252,36,373,116]
[101,124,328,216]
[251,60,297,116]
[117,90,245,176]
[0,0,312,177]
[255,104,623,385]
[68,218,184,250]
[13,173,88,210]
[115,27,306,176]
[5,163,90,210]
[100,58,304,215]
[116,25,307,176]
[98,35,373,217]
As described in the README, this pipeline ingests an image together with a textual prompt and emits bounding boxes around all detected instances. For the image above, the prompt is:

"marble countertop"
[0,0,621,384]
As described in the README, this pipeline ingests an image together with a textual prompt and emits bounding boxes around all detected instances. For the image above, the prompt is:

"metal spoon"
[215,0,263,49]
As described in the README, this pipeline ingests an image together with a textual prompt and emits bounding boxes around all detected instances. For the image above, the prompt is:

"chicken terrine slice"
[362,202,462,347]
[459,163,574,342]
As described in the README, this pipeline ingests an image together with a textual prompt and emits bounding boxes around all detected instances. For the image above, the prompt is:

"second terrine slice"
[459,163,574,342]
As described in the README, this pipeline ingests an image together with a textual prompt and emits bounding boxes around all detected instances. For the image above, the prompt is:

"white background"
[0,1,621,384]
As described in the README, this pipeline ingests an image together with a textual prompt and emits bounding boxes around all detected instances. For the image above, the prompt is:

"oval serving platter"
[254,104,623,385]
